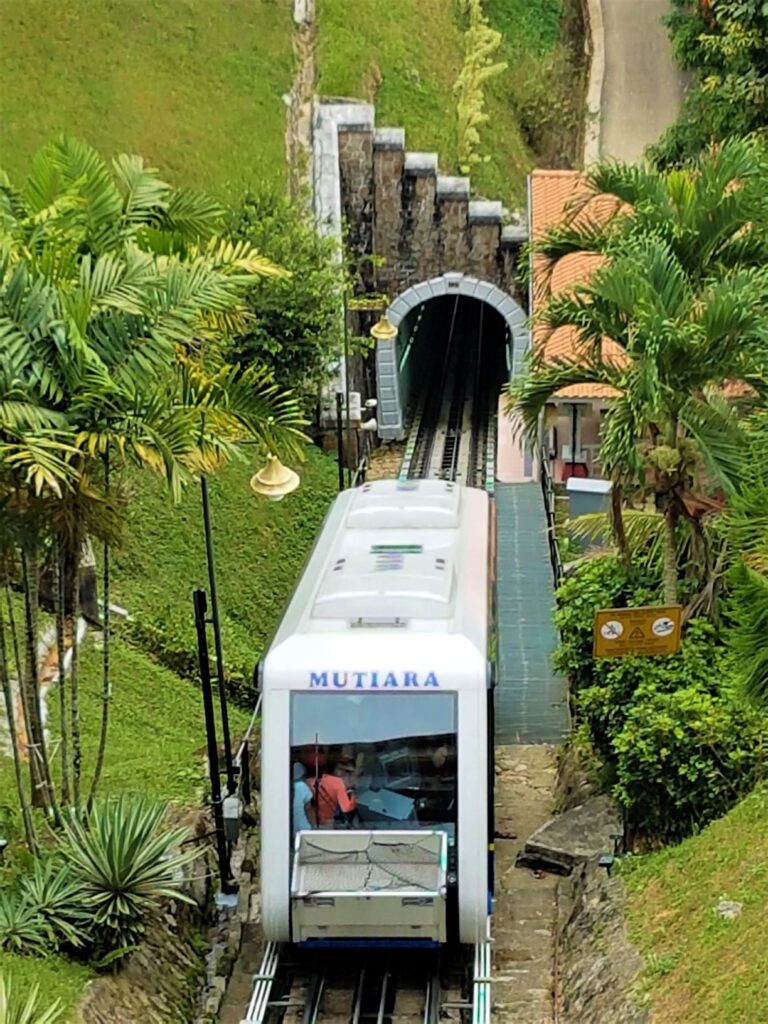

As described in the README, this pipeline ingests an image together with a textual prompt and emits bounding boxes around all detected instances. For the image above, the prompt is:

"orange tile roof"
[529,170,625,401]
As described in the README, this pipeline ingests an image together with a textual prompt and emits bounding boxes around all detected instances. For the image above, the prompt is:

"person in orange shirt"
[315,756,357,827]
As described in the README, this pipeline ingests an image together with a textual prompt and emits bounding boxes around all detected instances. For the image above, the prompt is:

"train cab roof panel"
[311,552,455,620]
[348,479,461,530]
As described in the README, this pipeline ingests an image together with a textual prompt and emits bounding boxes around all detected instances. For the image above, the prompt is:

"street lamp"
[370,314,398,346]
[250,453,300,502]
[196,451,300,900]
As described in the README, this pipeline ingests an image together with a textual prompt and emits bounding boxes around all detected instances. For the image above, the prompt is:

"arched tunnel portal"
[375,274,530,443]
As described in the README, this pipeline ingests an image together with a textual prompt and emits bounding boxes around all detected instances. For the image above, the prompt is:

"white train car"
[258,478,493,947]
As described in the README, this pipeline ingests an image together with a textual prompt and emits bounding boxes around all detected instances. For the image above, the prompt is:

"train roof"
[264,479,489,668]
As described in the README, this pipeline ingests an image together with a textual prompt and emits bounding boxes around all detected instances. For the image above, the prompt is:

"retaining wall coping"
[436,175,471,198]
[404,152,439,176]
[468,199,503,223]
[374,127,406,150]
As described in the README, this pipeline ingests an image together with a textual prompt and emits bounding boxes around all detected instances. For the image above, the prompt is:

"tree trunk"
[66,546,83,811]
[0,599,38,853]
[662,507,679,606]
[610,481,631,570]
[20,544,56,816]
[55,539,71,807]
[88,458,111,810]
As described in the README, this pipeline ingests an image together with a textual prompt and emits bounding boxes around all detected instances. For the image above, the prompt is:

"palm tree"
[508,235,768,604]
[534,136,768,289]
[1,139,306,816]
[725,411,768,702]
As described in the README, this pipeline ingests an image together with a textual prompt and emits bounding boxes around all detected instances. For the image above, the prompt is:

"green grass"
[111,445,339,685]
[622,783,768,1023]
[0,0,294,194]
[315,0,569,206]
[0,953,91,1023]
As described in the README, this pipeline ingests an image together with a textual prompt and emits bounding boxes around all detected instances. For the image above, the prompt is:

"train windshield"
[290,692,457,838]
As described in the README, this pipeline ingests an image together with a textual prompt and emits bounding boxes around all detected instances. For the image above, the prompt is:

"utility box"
[566,478,612,549]
[290,830,447,943]
[565,477,612,519]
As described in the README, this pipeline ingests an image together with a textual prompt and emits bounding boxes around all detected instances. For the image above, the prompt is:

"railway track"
[399,300,496,491]
[244,941,491,1024]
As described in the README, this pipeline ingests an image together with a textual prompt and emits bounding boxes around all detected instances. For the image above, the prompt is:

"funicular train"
[258,479,494,948]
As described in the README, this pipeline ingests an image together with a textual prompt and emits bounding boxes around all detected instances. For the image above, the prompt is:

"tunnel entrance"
[383,294,510,489]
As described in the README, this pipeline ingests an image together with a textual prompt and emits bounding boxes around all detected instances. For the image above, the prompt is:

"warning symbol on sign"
[593,605,682,658]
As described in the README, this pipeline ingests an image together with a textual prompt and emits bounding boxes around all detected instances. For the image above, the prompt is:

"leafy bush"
[555,558,768,841]
[553,555,659,690]
[652,0,768,165]
[225,185,343,405]
[19,860,87,952]
[0,974,62,1024]
[613,682,767,840]
[0,894,49,956]
[60,797,199,962]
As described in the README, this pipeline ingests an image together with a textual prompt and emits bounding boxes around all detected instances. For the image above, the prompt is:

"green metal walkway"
[495,483,570,744]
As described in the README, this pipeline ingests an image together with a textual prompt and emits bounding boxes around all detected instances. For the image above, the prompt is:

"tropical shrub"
[556,559,768,840]
[0,892,49,955]
[59,796,199,961]
[20,858,88,951]
[225,184,343,404]
[0,975,62,1024]
[613,682,767,840]
[652,0,768,165]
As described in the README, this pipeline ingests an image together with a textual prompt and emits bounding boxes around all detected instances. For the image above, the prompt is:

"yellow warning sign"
[593,605,682,658]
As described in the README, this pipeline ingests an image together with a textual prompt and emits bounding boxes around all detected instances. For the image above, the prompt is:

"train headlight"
[447,872,458,886]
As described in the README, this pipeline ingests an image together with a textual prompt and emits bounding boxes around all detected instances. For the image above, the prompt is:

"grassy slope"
[0,447,337,1018]
[315,0,565,206]
[111,445,338,679]
[0,0,293,193]
[623,784,768,1023]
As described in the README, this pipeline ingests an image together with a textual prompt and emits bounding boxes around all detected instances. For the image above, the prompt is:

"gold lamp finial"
[370,315,398,343]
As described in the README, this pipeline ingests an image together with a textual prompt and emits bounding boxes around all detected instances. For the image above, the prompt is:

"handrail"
[539,457,563,588]
[233,693,262,806]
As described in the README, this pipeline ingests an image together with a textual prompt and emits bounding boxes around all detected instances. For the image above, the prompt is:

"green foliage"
[553,556,659,690]
[225,185,343,404]
[0,893,48,956]
[652,0,768,165]
[19,860,87,952]
[0,0,293,194]
[454,1,507,172]
[0,974,63,1024]
[623,783,768,1022]
[555,558,767,840]
[316,0,578,203]
[59,796,199,961]
[612,680,766,840]
[111,448,338,703]
[725,411,768,700]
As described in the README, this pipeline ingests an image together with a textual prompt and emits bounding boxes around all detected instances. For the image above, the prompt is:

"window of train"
[290,693,457,840]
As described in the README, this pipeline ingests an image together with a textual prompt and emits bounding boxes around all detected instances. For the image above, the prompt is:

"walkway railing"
[539,458,563,587]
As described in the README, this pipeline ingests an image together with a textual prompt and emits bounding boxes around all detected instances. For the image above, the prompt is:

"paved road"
[600,0,687,163]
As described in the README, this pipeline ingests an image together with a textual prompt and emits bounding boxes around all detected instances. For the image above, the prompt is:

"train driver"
[315,756,358,827]
[292,762,315,837]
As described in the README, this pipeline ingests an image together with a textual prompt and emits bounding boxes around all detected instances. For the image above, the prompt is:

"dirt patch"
[365,442,405,480]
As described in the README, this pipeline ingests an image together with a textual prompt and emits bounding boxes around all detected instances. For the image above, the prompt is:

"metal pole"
[335,392,345,492]
[570,403,578,477]
[193,589,236,894]
[200,475,235,794]
[342,290,353,488]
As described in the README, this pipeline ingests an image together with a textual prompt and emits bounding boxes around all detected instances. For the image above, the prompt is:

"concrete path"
[493,744,559,1023]
[599,0,686,163]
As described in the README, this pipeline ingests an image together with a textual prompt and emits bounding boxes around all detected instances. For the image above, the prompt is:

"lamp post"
[195,452,299,899]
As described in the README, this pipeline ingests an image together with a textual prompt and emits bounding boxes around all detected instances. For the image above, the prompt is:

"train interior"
[290,692,457,840]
